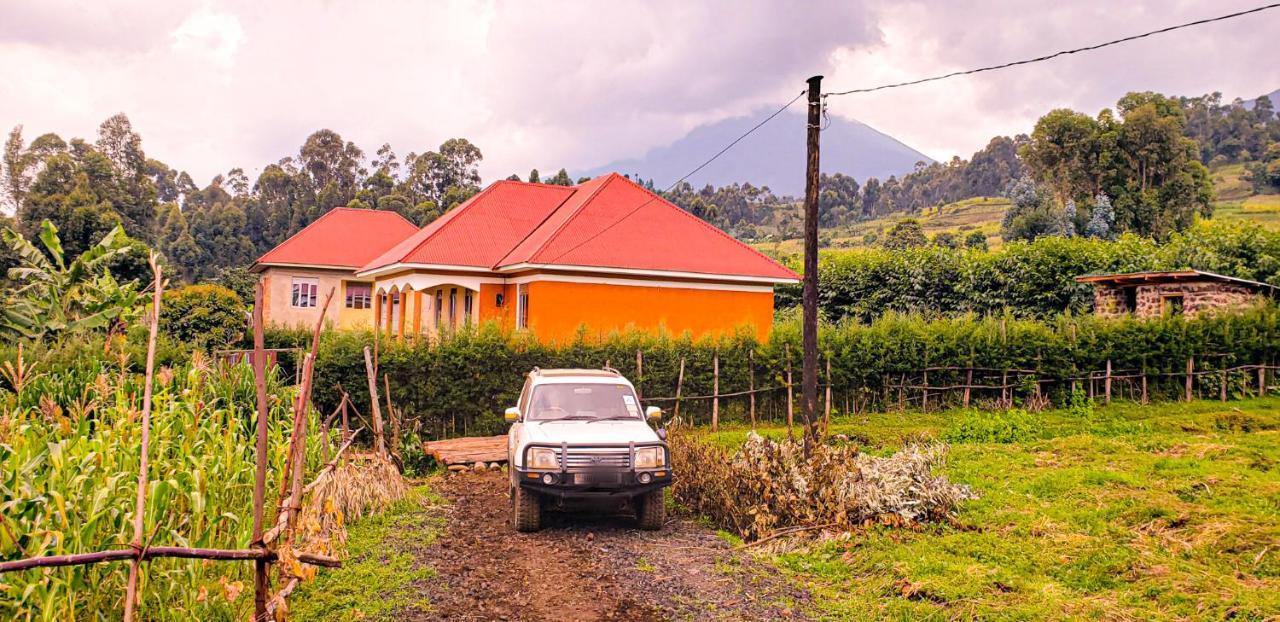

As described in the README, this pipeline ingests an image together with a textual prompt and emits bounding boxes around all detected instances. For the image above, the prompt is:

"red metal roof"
[361,173,798,282]
[254,207,419,270]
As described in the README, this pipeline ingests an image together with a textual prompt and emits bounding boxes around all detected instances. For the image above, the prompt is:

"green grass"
[756,197,1010,255]
[704,399,1280,620]
[290,485,443,621]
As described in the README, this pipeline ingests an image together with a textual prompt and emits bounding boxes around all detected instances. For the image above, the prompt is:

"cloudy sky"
[2,0,1277,187]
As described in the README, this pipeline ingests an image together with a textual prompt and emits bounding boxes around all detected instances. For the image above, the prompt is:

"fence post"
[748,350,757,429]
[1185,356,1194,402]
[363,346,387,457]
[963,367,973,409]
[674,356,685,421]
[635,350,643,400]
[786,355,795,440]
[1104,359,1112,404]
[251,280,272,621]
[1141,364,1149,405]
[824,353,832,434]
[1220,364,1228,402]
[1260,363,1267,397]
[124,257,162,622]
[921,368,929,412]
[711,352,720,432]
[1001,370,1009,406]
[341,394,350,442]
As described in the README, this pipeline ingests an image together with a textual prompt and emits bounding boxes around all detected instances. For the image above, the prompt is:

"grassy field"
[704,399,1280,620]
[755,196,1010,255]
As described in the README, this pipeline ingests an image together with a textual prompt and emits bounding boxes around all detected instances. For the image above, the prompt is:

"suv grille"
[560,448,630,469]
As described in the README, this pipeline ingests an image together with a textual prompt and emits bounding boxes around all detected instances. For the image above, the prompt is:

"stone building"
[1076,270,1276,318]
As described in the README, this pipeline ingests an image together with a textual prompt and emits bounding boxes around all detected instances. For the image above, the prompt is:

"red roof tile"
[254,208,419,270]
[358,173,798,282]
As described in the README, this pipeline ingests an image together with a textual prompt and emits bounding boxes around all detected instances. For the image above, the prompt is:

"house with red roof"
[253,173,798,341]
[250,208,419,330]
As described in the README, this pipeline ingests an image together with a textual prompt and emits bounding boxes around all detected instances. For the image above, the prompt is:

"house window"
[345,282,372,309]
[449,288,458,326]
[434,290,443,328]
[1123,288,1137,314]
[516,284,529,329]
[291,277,318,308]
[1162,294,1185,316]
[463,290,473,325]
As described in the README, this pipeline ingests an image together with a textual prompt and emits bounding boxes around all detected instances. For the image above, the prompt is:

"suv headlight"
[634,447,664,469]
[528,448,558,470]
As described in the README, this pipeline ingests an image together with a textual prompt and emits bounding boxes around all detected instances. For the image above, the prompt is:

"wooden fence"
[0,274,391,621]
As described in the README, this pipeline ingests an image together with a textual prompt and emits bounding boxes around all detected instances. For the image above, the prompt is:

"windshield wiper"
[542,415,594,422]
[588,416,639,423]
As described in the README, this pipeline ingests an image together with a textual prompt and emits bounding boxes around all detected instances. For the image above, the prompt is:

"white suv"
[505,368,672,532]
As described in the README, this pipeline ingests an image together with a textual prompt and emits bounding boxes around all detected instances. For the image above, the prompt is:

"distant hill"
[1241,88,1279,110]
[579,109,932,198]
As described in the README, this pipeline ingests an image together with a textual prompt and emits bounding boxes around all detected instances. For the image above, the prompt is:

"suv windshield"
[527,383,642,421]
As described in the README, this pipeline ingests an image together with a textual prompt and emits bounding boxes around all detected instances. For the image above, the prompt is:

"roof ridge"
[540,174,796,277]
[500,174,617,267]
[492,183,583,268]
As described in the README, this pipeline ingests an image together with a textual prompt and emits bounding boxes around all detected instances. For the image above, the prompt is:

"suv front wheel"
[636,489,665,530]
[513,484,542,532]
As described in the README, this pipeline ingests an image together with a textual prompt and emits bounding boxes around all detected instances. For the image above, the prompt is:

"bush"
[159,284,245,347]
[944,408,1044,443]
[669,429,977,540]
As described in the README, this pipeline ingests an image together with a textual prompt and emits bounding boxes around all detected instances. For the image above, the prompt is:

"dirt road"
[402,470,809,621]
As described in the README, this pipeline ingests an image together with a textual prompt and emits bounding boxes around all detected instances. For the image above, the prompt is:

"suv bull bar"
[515,441,673,499]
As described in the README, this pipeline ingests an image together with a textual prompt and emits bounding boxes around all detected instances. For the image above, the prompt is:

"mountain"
[1241,89,1279,110]
[579,109,932,198]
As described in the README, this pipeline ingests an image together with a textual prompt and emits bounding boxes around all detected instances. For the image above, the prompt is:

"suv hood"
[523,420,660,446]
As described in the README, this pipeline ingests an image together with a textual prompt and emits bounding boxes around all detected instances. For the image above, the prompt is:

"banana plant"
[1,220,141,340]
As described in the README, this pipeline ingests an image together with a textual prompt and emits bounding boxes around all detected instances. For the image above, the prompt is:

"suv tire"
[513,485,542,532]
[636,489,665,531]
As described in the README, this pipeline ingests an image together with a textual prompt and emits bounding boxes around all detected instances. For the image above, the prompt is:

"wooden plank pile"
[424,435,508,472]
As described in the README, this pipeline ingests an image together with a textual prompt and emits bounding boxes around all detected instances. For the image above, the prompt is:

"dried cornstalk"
[123,254,162,622]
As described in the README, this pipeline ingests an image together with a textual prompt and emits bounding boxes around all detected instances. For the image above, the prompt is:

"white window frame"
[291,277,318,308]
[516,283,529,329]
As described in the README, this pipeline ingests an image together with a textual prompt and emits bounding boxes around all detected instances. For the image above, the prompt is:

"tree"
[404,138,482,210]
[0,220,140,339]
[1084,193,1116,240]
[1020,109,1101,207]
[963,230,988,251]
[160,284,245,347]
[1059,199,1078,237]
[881,219,928,250]
[528,169,540,183]
[1001,176,1062,242]
[545,168,572,186]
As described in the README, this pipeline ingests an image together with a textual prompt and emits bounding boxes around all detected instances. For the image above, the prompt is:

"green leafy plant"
[944,408,1044,443]
[159,284,246,347]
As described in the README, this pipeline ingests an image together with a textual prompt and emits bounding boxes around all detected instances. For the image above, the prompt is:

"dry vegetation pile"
[670,428,977,541]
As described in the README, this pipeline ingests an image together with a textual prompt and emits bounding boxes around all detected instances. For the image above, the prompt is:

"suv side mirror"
[644,406,663,421]
[504,407,520,422]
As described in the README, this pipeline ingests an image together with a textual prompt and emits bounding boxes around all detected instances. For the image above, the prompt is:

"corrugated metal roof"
[254,208,419,270]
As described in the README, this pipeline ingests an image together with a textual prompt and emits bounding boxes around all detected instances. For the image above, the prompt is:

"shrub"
[669,429,977,540]
[159,284,245,347]
[944,408,1044,443]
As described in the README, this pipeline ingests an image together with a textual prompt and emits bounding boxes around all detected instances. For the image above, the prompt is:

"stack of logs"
[422,435,507,472]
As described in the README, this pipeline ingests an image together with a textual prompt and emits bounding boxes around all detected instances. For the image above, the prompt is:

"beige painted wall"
[261,267,376,330]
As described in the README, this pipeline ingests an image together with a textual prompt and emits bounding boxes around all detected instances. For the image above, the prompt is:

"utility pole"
[801,75,822,458]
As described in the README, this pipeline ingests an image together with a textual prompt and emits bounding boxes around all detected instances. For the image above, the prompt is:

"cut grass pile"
[703,399,1280,620]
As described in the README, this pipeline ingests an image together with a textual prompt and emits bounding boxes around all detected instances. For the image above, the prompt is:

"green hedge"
[262,304,1280,440]
[776,220,1280,321]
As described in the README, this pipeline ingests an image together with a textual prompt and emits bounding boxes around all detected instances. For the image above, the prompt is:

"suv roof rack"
[533,368,621,378]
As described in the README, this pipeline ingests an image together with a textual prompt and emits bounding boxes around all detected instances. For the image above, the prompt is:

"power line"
[826,3,1280,97]
[544,89,806,264]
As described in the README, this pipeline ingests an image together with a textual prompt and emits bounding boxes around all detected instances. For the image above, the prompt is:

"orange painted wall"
[516,281,773,342]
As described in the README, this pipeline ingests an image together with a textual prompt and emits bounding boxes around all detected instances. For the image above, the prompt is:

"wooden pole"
[824,353,832,434]
[384,374,399,460]
[635,350,643,400]
[963,367,972,408]
[921,368,929,412]
[340,394,350,442]
[800,74,823,458]
[748,350,757,429]
[711,352,720,431]
[363,346,387,457]
[1260,363,1267,397]
[1220,364,1228,402]
[673,356,685,421]
[786,354,795,440]
[250,280,271,621]
[1186,356,1194,402]
[1141,364,1149,405]
[123,255,162,622]
[1104,359,1112,404]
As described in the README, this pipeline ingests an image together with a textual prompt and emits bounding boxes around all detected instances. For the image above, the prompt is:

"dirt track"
[405,470,809,621]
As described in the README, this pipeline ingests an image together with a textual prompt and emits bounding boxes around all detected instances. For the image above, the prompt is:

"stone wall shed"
[1076,270,1277,319]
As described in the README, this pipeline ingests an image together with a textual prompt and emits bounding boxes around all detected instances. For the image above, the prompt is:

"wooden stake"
[673,356,685,421]
[250,280,272,621]
[1104,359,1112,404]
[1186,356,1194,402]
[1260,364,1267,397]
[963,367,973,408]
[123,255,162,622]
[635,350,643,400]
[363,346,387,457]
[711,352,720,432]
[920,368,929,412]
[1220,364,1228,402]
[824,353,832,434]
[785,355,795,440]
[748,350,757,429]
[1141,364,1149,404]
[384,374,400,460]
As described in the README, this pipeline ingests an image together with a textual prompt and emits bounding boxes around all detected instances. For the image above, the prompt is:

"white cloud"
[170,7,245,71]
